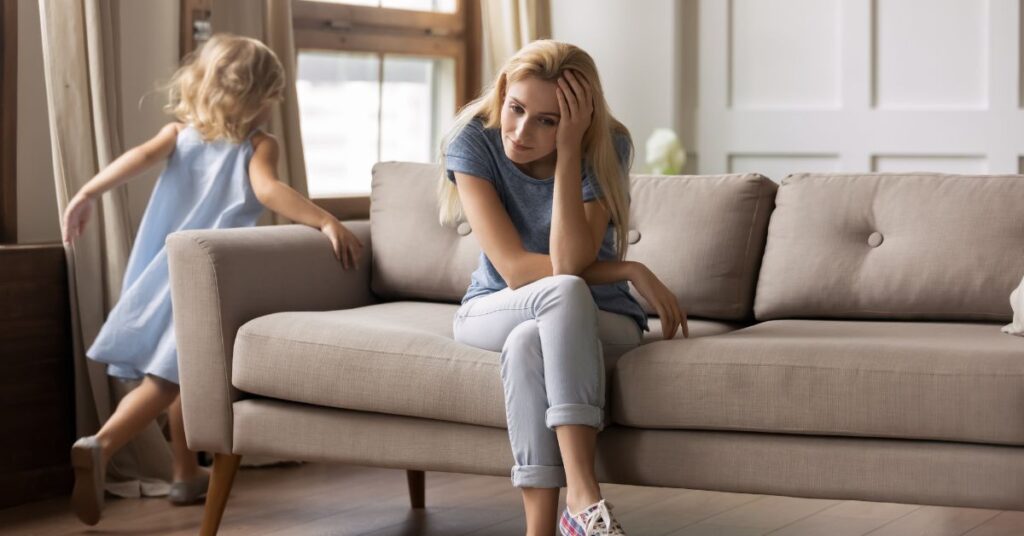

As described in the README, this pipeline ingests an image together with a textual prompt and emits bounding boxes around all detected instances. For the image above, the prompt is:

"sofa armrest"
[166,222,374,453]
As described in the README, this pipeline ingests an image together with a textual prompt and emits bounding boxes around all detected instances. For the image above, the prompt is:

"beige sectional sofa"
[167,162,1024,534]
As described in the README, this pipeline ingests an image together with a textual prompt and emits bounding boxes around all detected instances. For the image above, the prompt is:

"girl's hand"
[62,192,96,245]
[320,218,365,270]
[554,69,594,156]
[628,262,689,340]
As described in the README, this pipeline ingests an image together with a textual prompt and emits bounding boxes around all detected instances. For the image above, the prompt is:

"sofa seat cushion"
[233,301,742,428]
[613,319,1024,445]
[642,318,744,345]
[233,301,505,428]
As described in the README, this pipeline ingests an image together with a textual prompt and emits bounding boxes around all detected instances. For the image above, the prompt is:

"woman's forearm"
[505,251,635,289]
[549,151,596,274]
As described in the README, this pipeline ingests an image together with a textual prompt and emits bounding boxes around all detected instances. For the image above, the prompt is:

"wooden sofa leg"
[200,453,242,536]
[406,470,425,509]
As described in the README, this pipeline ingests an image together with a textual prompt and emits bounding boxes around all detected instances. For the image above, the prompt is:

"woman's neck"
[515,151,558,179]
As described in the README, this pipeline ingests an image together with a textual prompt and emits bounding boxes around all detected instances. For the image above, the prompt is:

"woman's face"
[500,76,560,166]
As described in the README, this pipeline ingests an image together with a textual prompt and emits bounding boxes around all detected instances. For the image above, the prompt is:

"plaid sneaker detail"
[558,499,625,535]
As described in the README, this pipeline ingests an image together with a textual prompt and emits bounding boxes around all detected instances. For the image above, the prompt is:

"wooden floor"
[1,462,1022,535]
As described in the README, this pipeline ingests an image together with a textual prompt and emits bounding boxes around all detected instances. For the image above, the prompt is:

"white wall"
[15,0,179,244]
[551,0,695,172]
[551,0,1022,180]
[697,0,1021,181]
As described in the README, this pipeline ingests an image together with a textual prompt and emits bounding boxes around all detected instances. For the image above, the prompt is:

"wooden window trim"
[1,0,17,243]
[179,0,212,60]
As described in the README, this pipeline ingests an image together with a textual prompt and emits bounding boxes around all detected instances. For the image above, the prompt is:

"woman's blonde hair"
[437,40,634,260]
[164,34,285,143]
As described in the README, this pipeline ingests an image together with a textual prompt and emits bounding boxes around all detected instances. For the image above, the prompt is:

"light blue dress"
[87,125,265,384]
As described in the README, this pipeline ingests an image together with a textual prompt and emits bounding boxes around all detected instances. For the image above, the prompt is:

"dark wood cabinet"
[0,244,75,508]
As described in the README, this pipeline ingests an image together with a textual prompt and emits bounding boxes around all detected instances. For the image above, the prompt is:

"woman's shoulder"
[447,116,500,158]
[610,130,633,161]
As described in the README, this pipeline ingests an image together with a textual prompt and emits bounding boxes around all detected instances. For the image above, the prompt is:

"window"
[296,51,455,196]
[293,0,480,207]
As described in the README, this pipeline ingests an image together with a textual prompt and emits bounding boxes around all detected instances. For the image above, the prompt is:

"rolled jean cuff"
[511,464,567,488]
[545,403,604,431]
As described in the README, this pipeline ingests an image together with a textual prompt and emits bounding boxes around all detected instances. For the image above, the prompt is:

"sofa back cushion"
[371,162,481,303]
[624,174,777,320]
[371,162,777,320]
[754,173,1024,322]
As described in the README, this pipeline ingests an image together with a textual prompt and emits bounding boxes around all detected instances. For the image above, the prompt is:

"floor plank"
[667,496,841,535]
[863,505,1004,536]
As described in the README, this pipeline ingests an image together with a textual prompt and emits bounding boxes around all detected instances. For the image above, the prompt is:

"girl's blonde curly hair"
[165,33,285,143]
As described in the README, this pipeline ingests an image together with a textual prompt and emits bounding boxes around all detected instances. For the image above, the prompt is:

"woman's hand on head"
[554,70,594,156]
[628,261,690,340]
[320,218,365,270]
[62,191,96,245]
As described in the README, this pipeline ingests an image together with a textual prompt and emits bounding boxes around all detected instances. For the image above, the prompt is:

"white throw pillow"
[1002,275,1024,336]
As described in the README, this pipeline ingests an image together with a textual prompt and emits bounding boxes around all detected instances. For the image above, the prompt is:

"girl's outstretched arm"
[248,133,364,269]
[62,122,183,244]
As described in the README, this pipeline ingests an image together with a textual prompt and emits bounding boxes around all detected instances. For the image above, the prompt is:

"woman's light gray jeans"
[452,274,643,489]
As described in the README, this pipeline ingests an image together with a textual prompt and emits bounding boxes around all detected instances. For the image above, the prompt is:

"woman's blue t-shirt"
[445,117,649,332]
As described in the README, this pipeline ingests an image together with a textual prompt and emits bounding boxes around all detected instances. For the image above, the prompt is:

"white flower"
[645,128,686,175]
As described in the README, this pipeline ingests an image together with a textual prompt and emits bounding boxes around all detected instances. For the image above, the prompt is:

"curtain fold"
[481,0,552,83]
[38,0,173,498]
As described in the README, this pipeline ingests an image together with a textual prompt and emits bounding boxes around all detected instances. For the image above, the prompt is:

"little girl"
[62,33,363,525]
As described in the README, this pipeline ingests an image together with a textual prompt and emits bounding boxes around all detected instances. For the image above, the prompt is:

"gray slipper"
[70,436,105,525]
[168,470,210,506]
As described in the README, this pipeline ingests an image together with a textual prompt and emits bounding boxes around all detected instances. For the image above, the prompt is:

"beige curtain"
[481,0,552,83]
[211,0,308,225]
[38,0,173,498]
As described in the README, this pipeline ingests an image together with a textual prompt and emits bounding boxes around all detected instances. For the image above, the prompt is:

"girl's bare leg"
[168,395,204,482]
[94,375,179,464]
[522,487,560,536]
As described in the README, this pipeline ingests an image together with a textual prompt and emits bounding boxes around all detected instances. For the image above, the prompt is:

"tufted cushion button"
[868,231,884,247]
[627,229,641,244]
[456,221,472,236]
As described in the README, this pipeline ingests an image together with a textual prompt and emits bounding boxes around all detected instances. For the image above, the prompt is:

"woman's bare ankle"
[566,483,602,515]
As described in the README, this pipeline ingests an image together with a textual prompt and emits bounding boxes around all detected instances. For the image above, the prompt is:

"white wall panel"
[731,0,842,109]
[874,0,989,109]
[693,0,1021,176]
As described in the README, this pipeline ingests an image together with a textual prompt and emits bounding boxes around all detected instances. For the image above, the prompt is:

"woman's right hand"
[62,192,96,245]
[628,261,689,339]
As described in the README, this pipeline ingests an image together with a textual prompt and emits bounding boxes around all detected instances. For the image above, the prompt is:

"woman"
[438,40,688,536]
